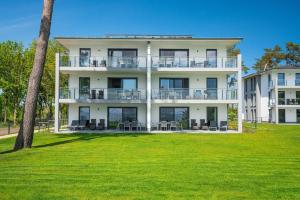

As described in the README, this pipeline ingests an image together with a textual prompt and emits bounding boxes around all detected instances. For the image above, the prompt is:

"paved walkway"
[0,127,19,136]
[0,133,17,139]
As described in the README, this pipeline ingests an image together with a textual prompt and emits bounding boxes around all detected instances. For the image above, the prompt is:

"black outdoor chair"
[200,119,208,130]
[98,90,104,99]
[90,119,96,130]
[220,121,228,131]
[191,119,198,130]
[69,120,79,130]
[209,121,218,131]
[90,90,96,99]
[97,119,105,130]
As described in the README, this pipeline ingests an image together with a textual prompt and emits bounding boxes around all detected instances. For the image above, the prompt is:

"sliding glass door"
[206,49,217,67]
[159,78,189,99]
[206,78,218,99]
[159,107,189,129]
[79,77,90,99]
[79,48,91,67]
[279,109,285,123]
[297,109,300,123]
[108,78,137,99]
[108,49,137,68]
[108,107,137,129]
[79,106,90,123]
[207,107,218,125]
[159,49,189,67]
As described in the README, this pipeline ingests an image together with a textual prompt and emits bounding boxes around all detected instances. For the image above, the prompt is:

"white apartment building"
[243,65,300,123]
[54,35,243,133]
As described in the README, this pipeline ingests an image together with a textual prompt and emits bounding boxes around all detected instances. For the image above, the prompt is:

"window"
[108,49,138,68]
[79,77,90,99]
[207,107,218,125]
[159,78,189,89]
[206,49,217,67]
[278,91,285,105]
[108,78,137,89]
[160,107,189,129]
[206,78,218,99]
[297,109,300,123]
[296,73,300,86]
[159,49,189,67]
[79,107,90,123]
[108,107,137,129]
[277,73,285,86]
[79,48,91,67]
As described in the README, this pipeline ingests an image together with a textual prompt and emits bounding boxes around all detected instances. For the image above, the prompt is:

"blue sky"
[0,0,299,73]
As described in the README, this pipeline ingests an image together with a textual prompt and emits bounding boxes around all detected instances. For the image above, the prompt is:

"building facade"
[54,35,243,132]
[243,66,300,123]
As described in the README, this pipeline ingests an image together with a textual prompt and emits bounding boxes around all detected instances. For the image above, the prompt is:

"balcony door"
[108,49,137,68]
[159,49,189,67]
[277,73,285,86]
[207,107,218,125]
[79,48,91,67]
[278,91,285,105]
[206,49,217,68]
[296,73,300,86]
[79,77,90,99]
[108,78,137,99]
[206,78,218,99]
[278,109,285,123]
[159,107,189,129]
[159,78,189,99]
[79,106,90,123]
[297,109,300,123]
[107,107,137,129]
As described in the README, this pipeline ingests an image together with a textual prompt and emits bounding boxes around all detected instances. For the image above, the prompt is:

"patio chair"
[191,119,198,130]
[69,120,79,130]
[131,121,139,131]
[124,121,131,131]
[98,90,104,99]
[97,119,105,130]
[220,121,228,131]
[170,121,177,131]
[160,121,168,131]
[209,121,218,131]
[200,119,208,130]
[90,90,96,99]
[90,119,96,130]
[79,120,88,130]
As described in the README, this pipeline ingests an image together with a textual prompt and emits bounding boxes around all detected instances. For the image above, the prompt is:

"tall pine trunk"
[14,0,54,150]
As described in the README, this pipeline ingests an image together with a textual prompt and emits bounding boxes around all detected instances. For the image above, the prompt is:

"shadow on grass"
[0,132,152,154]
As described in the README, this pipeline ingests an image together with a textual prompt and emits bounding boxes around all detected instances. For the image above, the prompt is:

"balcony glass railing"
[59,56,147,68]
[278,98,300,105]
[276,80,300,87]
[151,57,237,68]
[151,88,237,100]
[60,88,146,100]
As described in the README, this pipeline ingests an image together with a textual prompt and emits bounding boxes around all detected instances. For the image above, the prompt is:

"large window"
[297,109,300,123]
[277,73,285,86]
[108,49,137,68]
[206,49,217,68]
[79,48,91,67]
[159,49,189,67]
[159,78,189,89]
[108,78,138,99]
[206,78,218,99]
[108,107,137,129]
[79,77,90,99]
[296,73,300,86]
[159,107,189,129]
[207,107,218,125]
[278,91,285,105]
[79,107,90,122]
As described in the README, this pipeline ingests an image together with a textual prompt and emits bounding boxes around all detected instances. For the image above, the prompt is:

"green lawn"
[0,123,299,200]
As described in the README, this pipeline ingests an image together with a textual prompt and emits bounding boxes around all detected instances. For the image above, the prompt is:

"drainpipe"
[146,41,151,132]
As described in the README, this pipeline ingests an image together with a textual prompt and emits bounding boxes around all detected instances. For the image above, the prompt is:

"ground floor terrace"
[269,106,300,124]
[57,103,240,133]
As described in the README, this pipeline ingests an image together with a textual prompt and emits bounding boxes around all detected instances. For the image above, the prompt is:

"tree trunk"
[14,0,54,150]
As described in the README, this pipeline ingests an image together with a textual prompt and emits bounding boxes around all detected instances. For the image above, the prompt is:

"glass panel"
[160,79,170,89]
[296,73,300,86]
[206,78,218,99]
[206,49,217,68]
[296,91,300,99]
[123,79,137,90]
[175,108,189,129]
[108,49,137,68]
[160,50,188,67]
[277,73,285,86]
[279,109,285,123]
[297,109,300,123]
[79,49,91,67]
[160,107,174,122]
[79,77,90,99]
[108,108,122,129]
[278,91,285,105]
[207,107,217,124]
[79,107,90,122]
[122,108,137,122]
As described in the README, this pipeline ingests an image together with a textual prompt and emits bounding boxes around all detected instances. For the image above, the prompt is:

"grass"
[0,123,299,200]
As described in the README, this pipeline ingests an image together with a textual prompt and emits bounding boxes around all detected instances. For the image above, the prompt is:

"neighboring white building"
[243,65,300,123]
[54,35,243,133]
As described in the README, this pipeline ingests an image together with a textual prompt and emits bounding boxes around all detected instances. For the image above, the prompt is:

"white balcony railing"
[60,88,147,101]
[151,88,237,100]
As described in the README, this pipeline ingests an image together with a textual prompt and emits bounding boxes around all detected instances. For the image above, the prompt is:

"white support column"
[146,42,151,132]
[237,54,243,133]
[274,78,279,124]
[54,53,60,133]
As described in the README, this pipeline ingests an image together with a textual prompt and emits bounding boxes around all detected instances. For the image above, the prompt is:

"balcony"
[151,57,237,69]
[59,55,147,69]
[277,80,300,87]
[151,88,237,101]
[278,98,300,105]
[59,88,146,102]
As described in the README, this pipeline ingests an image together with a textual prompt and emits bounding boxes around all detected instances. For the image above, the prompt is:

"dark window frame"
[206,49,218,67]
[206,107,218,124]
[79,48,91,67]
[107,77,138,89]
[107,107,138,129]
[159,78,189,89]
[78,106,90,122]
[108,48,138,57]
[159,107,190,128]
